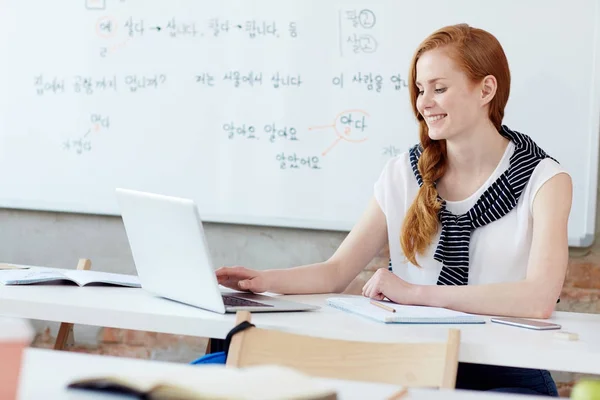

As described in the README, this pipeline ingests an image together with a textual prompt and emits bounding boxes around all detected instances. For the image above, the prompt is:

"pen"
[370,300,396,313]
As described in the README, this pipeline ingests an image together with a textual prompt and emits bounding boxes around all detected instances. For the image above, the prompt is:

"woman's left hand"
[362,268,419,304]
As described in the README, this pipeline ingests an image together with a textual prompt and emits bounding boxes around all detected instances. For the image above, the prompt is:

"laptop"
[115,188,319,314]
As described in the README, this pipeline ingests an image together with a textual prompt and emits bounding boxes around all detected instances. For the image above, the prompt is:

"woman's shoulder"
[503,125,571,192]
[531,157,570,182]
[525,157,571,211]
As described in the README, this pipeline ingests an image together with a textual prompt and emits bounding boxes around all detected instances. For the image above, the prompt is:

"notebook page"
[0,263,32,270]
[327,296,485,324]
[61,269,141,287]
[382,302,476,318]
[0,267,66,284]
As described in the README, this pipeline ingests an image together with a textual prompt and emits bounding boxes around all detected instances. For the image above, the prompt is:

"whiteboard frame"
[578,0,600,247]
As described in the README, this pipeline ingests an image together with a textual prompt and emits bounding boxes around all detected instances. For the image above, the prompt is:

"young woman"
[216,24,571,396]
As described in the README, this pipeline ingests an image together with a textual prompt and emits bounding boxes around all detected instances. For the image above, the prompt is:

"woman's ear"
[480,75,497,106]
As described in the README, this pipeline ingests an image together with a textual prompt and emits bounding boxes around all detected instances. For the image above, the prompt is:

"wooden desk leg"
[53,259,92,351]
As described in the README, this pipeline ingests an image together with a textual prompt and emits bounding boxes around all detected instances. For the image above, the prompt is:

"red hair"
[400,23,511,266]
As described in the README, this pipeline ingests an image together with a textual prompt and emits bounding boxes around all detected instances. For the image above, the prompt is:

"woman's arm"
[217,196,388,294]
[264,197,388,294]
[419,173,573,318]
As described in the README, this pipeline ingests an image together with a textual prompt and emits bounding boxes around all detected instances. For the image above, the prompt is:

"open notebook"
[67,364,337,400]
[0,263,33,270]
[327,296,485,324]
[0,267,140,287]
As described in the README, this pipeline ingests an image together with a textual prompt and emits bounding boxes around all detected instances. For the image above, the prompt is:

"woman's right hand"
[215,266,269,293]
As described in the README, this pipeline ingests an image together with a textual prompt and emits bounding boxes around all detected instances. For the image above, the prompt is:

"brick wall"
[32,243,600,397]
[33,324,209,363]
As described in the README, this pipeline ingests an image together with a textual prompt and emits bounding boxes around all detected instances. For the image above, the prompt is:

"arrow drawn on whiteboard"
[309,109,370,156]
[63,114,110,155]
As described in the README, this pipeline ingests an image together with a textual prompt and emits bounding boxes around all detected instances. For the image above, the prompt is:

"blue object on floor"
[190,351,226,365]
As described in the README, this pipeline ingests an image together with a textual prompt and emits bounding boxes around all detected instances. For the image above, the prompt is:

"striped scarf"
[397,125,555,285]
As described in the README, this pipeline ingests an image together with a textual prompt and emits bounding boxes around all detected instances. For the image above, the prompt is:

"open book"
[67,365,337,400]
[0,267,140,288]
[327,296,485,324]
[0,263,32,270]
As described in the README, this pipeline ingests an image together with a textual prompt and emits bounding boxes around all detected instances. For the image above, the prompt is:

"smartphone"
[490,317,561,330]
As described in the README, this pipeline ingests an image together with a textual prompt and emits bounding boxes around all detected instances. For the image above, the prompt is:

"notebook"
[0,267,141,288]
[68,364,338,400]
[327,296,486,324]
[0,263,31,270]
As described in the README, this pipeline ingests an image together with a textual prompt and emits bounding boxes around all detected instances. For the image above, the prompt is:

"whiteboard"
[0,0,599,246]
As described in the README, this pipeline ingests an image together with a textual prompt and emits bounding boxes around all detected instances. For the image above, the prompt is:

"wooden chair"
[226,311,461,389]
[53,258,92,350]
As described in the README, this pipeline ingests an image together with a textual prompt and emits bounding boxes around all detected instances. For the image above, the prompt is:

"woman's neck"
[435,120,510,202]
[444,120,509,179]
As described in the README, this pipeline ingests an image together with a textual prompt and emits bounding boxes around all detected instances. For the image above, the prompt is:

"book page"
[0,263,31,270]
[61,269,141,287]
[68,365,337,400]
[68,376,153,395]
[0,267,67,285]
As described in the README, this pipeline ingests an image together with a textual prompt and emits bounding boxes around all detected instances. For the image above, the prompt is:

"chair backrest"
[226,311,460,389]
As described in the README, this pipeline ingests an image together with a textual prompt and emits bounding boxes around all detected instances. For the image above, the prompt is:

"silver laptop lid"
[115,188,226,313]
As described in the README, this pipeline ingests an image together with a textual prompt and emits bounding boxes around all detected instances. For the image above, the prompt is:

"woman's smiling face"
[415,47,488,141]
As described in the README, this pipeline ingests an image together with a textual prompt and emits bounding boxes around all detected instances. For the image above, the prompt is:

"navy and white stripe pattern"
[408,125,555,286]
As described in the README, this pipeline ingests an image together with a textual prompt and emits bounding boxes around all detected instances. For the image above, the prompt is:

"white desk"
[1,285,599,374]
[18,348,562,399]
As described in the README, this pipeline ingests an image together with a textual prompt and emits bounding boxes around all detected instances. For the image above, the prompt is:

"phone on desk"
[490,317,561,330]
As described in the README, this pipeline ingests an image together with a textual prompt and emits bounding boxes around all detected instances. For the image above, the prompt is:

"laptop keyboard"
[222,295,273,308]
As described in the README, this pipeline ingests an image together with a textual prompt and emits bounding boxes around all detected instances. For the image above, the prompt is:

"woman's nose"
[421,90,435,107]
[418,91,435,112]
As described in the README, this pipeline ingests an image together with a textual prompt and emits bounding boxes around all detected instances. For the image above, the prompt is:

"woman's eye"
[417,88,445,95]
